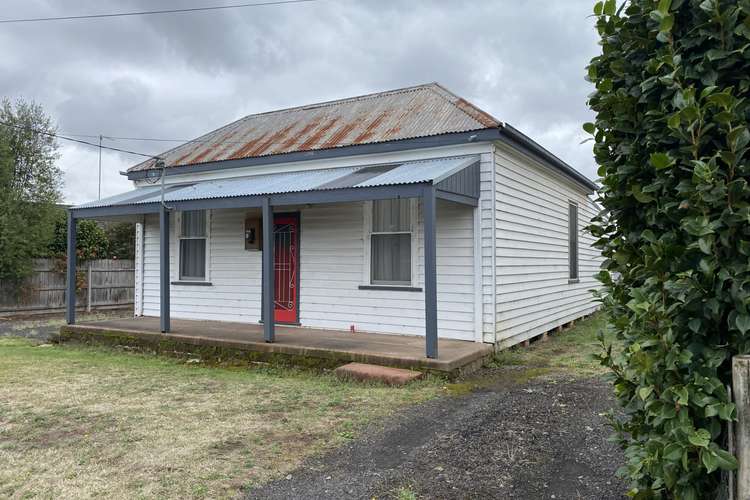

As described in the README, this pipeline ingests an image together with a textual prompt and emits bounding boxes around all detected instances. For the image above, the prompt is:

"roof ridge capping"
[426,83,501,128]
[242,82,443,117]
[187,83,460,144]
[270,83,502,129]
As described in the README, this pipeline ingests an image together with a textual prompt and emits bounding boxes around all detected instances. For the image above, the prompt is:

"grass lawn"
[0,337,441,499]
[492,312,616,377]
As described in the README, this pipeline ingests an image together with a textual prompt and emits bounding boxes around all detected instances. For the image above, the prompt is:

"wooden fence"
[0,258,134,315]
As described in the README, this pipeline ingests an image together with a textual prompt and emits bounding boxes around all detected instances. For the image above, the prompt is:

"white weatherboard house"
[66,83,602,360]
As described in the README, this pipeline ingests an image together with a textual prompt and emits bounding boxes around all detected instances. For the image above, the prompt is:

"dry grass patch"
[491,313,618,377]
[0,338,440,498]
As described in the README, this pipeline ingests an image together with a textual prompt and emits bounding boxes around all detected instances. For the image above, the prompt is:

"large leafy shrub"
[105,222,136,260]
[47,210,111,261]
[587,0,750,497]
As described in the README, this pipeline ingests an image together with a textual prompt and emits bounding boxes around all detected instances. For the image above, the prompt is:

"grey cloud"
[1,0,600,204]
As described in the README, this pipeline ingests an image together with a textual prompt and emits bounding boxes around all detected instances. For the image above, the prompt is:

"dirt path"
[247,374,625,499]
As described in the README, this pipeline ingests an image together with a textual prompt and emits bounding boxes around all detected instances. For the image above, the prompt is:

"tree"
[587,0,749,497]
[0,98,61,282]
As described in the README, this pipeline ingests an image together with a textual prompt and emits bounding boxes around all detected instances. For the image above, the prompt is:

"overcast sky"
[1,0,600,204]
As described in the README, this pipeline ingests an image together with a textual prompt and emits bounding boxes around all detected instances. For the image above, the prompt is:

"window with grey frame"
[370,199,412,286]
[568,202,579,281]
[179,210,207,280]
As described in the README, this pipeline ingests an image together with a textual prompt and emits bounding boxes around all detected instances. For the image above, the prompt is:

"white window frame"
[175,209,211,282]
[362,199,418,288]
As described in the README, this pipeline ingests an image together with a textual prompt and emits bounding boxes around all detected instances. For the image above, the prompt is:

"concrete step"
[334,362,423,385]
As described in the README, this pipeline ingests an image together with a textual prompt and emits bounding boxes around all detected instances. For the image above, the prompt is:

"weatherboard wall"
[140,199,478,341]
[492,142,602,347]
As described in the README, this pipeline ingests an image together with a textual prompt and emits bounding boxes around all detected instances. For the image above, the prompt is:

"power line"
[65,133,208,143]
[0,0,317,24]
[0,120,159,159]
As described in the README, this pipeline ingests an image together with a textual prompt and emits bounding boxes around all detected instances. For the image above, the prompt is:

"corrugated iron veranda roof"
[127,83,499,173]
[78,156,480,210]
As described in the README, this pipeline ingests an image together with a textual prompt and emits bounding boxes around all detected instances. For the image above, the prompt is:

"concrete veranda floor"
[59,316,493,373]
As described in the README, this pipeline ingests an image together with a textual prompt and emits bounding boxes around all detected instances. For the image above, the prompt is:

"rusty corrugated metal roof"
[127,83,499,173]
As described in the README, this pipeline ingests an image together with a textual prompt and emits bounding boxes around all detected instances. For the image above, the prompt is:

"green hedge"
[587,0,749,497]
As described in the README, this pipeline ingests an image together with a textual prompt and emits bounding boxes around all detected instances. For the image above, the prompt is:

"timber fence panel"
[0,258,134,314]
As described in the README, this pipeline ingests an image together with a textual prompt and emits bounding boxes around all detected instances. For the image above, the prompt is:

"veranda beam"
[68,182,470,221]
[262,197,275,342]
[65,211,77,325]
[159,205,171,333]
[423,184,438,359]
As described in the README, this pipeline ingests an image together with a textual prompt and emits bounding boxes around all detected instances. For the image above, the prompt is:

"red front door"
[273,213,299,323]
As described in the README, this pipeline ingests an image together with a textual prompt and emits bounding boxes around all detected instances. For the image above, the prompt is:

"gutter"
[496,123,599,193]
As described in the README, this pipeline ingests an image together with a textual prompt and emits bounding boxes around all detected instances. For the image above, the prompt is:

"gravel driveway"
[247,373,625,500]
